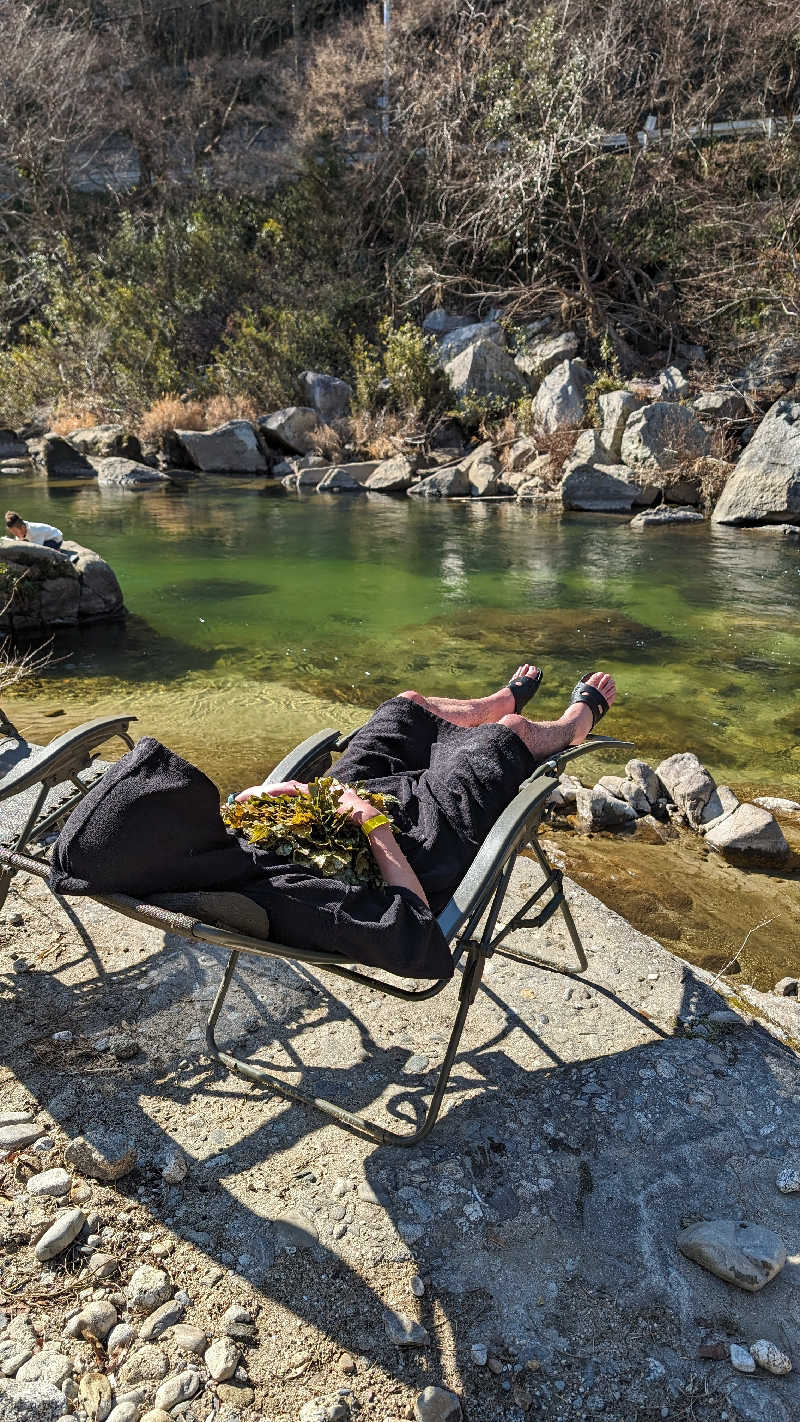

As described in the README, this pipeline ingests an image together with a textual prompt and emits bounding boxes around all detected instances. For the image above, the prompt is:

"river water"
[3,477,798,985]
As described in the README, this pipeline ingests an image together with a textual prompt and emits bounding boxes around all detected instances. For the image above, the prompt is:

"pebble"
[221,1305,255,1341]
[161,1150,187,1186]
[337,1353,357,1375]
[105,1403,138,1422]
[166,1325,207,1354]
[88,1252,119,1280]
[403,1054,429,1075]
[140,1413,171,1422]
[470,1344,488,1367]
[127,1266,173,1314]
[0,1379,68,1422]
[204,1338,240,1382]
[298,1400,349,1422]
[73,1302,117,1343]
[31,1138,54,1153]
[106,1324,136,1354]
[138,1299,185,1342]
[410,1276,425,1297]
[331,1177,350,1199]
[109,1033,139,1060]
[116,1346,170,1387]
[79,1369,113,1422]
[749,1339,792,1375]
[154,1369,202,1410]
[356,1182,381,1206]
[0,1111,33,1127]
[676,1219,786,1291]
[64,1132,137,1182]
[384,1312,429,1347]
[414,1386,462,1422]
[776,1167,800,1194]
[34,1208,86,1261]
[0,1340,34,1377]
[730,1344,756,1373]
[0,1122,44,1151]
[15,1353,73,1388]
[216,1382,255,1408]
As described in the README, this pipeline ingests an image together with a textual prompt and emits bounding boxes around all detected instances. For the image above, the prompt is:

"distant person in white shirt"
[4,510,63,549]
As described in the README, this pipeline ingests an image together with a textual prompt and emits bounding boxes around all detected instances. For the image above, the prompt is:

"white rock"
[470,1343,488,1366]
[106,1324,136,1354]
[203,1337,239,1382]
[753,796,800,815]
[532,358,593,433]
[655,752,716,827]
[74,1302,117,1343]
[105,1402,139,1422]
[749,1339,792,1375]
[776,1168,800,1193]
[160,1149,187,1186]
[173,421,266,474]
[705,802,790,864]
[138,1300,184,1342]
[712,396,800,525]
[153,1369,201,1411]
[0,1379,68,1422]
[63,1132,136,1181]
[597,390,646,459]
[34,1209,85,1261]
[0,1111,33,1127]
[126,1267,172,1314]
[16,1353,73,1389]
[414,1385,462,1422]
[0,1339,34,1377]
[620,402,711,473]
[0,1122,43,1151]
[26,1169,71,1198]
[729,1343,755,1373]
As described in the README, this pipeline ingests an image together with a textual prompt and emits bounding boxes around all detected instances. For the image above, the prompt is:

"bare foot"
[499,663,541,714]
[561,672,617,745]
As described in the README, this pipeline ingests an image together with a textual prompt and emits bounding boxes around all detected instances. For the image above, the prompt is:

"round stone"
[34,1209,85,1262]
[25,1169,71,1199]
[15,1353,73,1388]
[749,1339,792,1375]
[153,1369,201,1411]
[414,1385,462,1422]
[204,1338,240,1382]
[126,1266,173,1314]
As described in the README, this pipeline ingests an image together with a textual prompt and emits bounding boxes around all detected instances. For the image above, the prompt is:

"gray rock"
[73,1302,117,1342]
[15,1354,73,1388]
[96,457,171,488]
[625,759,662,805]
[712,398,800,525]
[422,308,468,337]
[705,803,790,864]
[676,1218,786,1291]
[106,1324,136,1354]
[105,1402,139,1422]
[469,460,500,497]
[753,796,800,815]
[299,372,352,421]
[727,1380,790,1422]
[438,321,504,363]
[443,339,526,403]
[221,1306,254,1341]
[64,1132,136,1181]
[697,785,739,832]
[620,403,711,473]
[630,506,704,527]
[160,1149,187,1186]
[258,406,320,455]
[87,1253,119,1280]
[0,430,28,462]
[365,456,415,493]
[576,785,637,830]
[204,1338,239,1382]
[78,1368,112,1419]
[68,425,142,461]
[127,1267,173,1315]
[34,1208,85,1261]
[166,1325,207,1354]
[65,541,125,622]
[597,390,646,459]
[664,476,702,505]
[656,366,690,400]
[116,1348,169,1388]
[271,1211,318,1249]
[773,978,799,997]
[0,1340,34,1378]
[730,1343,756,1373]
[173,421,266,474]
[0,1379,69,1422]
[153,1370,201,1411]
[532,359,593,433]
[414,1386,462,1421]
[138,1413,171,1422]
[41,433,95,478]
[407,466,469,499]
[655,752,716,827]
[316,467,366,493]
[138,1300,184,1342]
[735,337,800,394]
[384,1312,429,1346]
[516,330,578,383]
[25,1168,71,1200]
[506,436,539,471]
[0,1122,44,1150]
[693,389,750,420]
[298,1400,349,1422]
[562,461,647,513]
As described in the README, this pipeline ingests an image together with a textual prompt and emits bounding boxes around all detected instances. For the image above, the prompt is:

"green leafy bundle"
[221,777,397,888]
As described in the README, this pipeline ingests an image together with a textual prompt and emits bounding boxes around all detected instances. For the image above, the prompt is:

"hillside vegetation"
[0,0,797,429]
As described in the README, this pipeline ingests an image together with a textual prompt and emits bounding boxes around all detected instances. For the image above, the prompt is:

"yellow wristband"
[361,812,390,838]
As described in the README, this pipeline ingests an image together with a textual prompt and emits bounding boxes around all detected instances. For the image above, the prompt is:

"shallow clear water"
[4,476,797,803]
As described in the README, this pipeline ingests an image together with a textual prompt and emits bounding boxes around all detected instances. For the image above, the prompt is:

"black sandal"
[506,665,543,713]
[569,673,610,728]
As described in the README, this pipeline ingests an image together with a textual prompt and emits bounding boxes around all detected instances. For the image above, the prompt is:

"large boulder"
[597,390,646,459]
[443,339,526,403]
[711,398,800,525]
[506,436,539,472]
[258,407,321,455]
[64,541,125,621]
[438,321,504,363]
[173,420,266,473]
[68,424,142,461]
[655,752,715,827]
[515,330,578,384]
[41,434,95,478]
[298,371,352,422]
[0,538,122,632]
[96,458,171,488]
[655,366,689,400]
[468,459,500,496]
[620,403,711,473]
[693,389,750,421]
[532,359,593,433]
[705,803,791,864]
[316,467,365,493]
[407,466,469,498]
[0,429,28,461]
[365,456,415,493]
[561,435,652,512]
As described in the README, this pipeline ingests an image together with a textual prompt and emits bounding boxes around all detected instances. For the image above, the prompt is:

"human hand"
[334,785,381,829]
[235,779,309,803]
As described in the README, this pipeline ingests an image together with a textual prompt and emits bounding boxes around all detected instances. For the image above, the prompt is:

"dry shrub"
[347,410,407,460]
[688,456,733,511]
[139,396,204,442]
[536,424,581,477]
[309,423,343,461]
[203,393,258,427]
[49,404,100,436]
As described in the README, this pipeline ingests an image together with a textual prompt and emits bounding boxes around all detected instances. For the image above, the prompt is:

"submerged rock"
[630,506,704,527]
[704,803,790,864]
[365,456,415,492]
[655,752,715,828]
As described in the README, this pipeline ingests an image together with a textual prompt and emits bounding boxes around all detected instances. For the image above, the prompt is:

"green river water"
[3,476,799,986]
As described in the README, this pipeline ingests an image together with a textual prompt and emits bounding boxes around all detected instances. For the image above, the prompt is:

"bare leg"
[399,663,539,728]
[499,672,617,757]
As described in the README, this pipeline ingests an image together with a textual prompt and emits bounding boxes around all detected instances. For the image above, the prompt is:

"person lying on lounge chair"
[49,668,616,981]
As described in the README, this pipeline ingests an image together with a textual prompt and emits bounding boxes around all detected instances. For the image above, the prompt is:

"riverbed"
[2,476,798,985]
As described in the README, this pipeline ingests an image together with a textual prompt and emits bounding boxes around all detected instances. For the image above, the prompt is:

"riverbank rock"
[63,541,125,621]
[655,752,715,827]
[34,1208,86,1261]
[693,390,750,421]
[96,458,171,488]
[299,372,352,421]
[316,467,365,493]
[0,429,27,462]
[515,330,578,384]
[438,321,504,363]
[620,403,711,473]
[173,421,267,474]
[704,802,790,865]
[64,1131,137,1181]
[753,796,800,815]
[68,425,142,461]
[677,1219,786,1291]
[562,453,647,513]
[576,784,637,830]
[597,390,646,459]
[443,339,526,402]
[630,506,704,527]
[712,397,800,525]
[407,466,469,498]
[0,539,123,634]
[422,308,468,336]
[365,456,414,493]
[468,458,500,496]
[40,433,95,478]
[258,407,320,455]
[656,366,690,400]
[532,359,592,433]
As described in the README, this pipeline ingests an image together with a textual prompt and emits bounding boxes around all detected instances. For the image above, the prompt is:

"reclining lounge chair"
[0,721,631,1145]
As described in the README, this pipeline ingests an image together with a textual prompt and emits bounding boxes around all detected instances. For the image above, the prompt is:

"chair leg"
[0,782,50,911]
[492,837,588,975]
[205,949,484,1146]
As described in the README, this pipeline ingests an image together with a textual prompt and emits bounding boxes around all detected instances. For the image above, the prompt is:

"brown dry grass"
[346,410,408,460]
[49,404,100,436]
[308,422,344,461]
[202,393,259,427]
[139,396,205,442]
